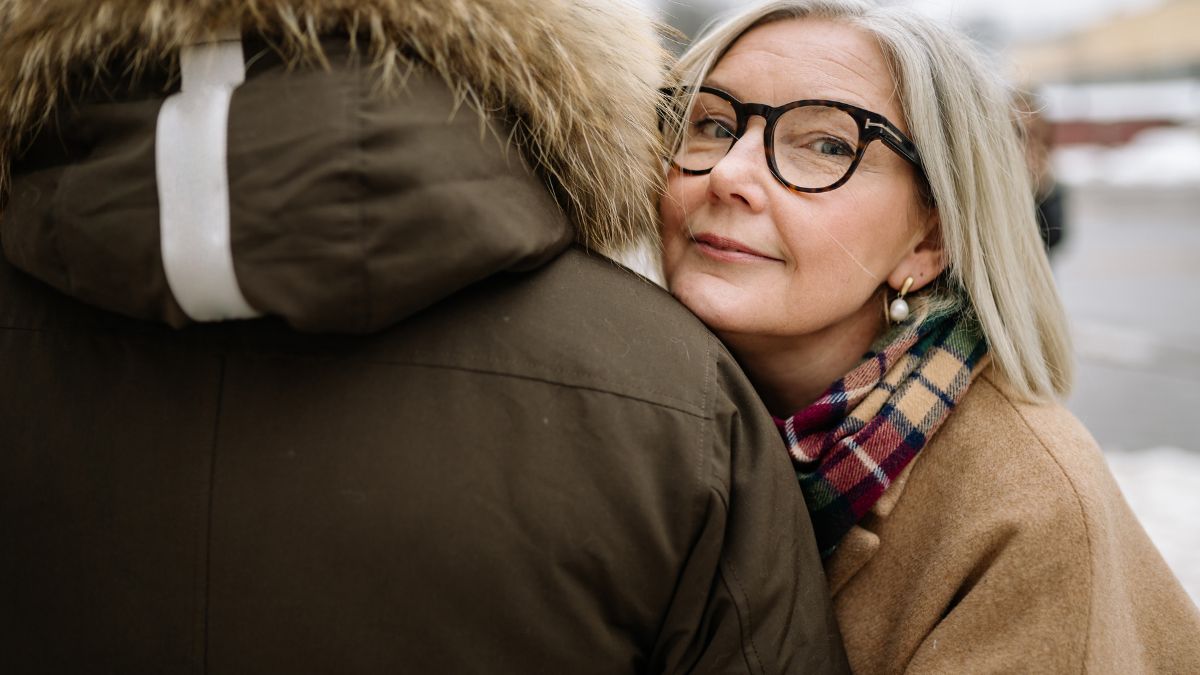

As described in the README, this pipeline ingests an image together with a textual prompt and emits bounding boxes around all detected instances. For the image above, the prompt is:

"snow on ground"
[1055,127,1200,188]
[1103,446,1200,604]
[1041,79,1200,124]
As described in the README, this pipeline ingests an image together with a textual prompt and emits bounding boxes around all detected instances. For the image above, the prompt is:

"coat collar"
[824,356,994,593]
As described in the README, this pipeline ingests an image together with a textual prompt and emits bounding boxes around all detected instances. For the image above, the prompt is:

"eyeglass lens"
[676,91,862,191]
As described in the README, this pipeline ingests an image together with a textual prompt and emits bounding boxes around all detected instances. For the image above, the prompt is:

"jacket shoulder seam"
[0,324,715,417]
[388,359,712,420]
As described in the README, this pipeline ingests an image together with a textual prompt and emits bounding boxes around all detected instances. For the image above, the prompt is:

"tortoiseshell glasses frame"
[663,85,925,193]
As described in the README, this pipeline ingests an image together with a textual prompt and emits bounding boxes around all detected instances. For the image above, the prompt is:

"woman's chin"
[667,272,759,335]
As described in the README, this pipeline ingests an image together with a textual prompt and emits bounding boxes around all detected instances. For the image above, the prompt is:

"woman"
[659,0,1200,671]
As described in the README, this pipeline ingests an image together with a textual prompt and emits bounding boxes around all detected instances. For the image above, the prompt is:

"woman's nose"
[706,118,770,211]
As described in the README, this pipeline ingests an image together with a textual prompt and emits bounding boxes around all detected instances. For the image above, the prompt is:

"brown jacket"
[0,1,848,673]
[828,366,1200,673]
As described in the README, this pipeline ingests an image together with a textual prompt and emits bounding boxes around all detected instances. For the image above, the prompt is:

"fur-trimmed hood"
[0,0,668,250]
[0,0,667,251]
[0,0,669,332]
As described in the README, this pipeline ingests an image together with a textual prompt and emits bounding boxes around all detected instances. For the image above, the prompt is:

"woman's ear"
[888,207,945,292]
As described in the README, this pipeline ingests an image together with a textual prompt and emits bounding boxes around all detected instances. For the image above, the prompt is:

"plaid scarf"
[775,309,989,558]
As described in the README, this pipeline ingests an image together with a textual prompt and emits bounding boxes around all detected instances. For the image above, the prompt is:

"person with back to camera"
[658,0,1200,671]
[0,0,850,672]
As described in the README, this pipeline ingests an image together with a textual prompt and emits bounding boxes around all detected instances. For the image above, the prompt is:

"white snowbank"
[1054,127,1200,187]
[1042,79,1200,124]
[1104,446,1200,604]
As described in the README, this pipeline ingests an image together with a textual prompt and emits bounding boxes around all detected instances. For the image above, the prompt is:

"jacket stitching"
[0,324,709,416]
[703,345,766,675]
[200,355,226,674]
[369,355,706,412]
[721,557,766,675]
[390,359,712,420]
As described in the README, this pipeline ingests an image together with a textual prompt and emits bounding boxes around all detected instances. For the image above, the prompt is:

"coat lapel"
[826,460,917,595]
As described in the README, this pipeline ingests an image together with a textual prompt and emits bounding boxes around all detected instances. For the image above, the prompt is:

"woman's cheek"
[659,191,687,235]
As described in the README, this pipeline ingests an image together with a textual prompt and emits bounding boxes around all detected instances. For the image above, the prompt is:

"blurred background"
[641,0,1200,600]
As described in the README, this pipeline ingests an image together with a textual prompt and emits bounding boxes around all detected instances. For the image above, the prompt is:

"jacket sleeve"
[649,349,849,674]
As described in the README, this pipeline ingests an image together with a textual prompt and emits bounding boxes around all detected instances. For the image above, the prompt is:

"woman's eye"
[695,119,737,140]
[811,137,854,156]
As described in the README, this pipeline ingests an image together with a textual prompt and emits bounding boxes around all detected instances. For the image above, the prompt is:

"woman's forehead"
[709,18,902,120]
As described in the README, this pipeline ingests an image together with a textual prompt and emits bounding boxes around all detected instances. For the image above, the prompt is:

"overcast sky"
[648,0,1169,43]
[904,0,1164,42]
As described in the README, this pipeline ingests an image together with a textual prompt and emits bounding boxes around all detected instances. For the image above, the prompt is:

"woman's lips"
[691,233,782,263]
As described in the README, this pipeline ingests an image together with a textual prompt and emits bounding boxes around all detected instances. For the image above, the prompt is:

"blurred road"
[1056,185,1200,450]
[1054,183,1200,601]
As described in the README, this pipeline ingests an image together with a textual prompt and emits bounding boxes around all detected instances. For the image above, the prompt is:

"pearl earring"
[889,277,914,323]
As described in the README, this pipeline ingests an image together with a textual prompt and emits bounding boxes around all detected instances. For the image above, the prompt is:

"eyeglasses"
[664,86,924,193]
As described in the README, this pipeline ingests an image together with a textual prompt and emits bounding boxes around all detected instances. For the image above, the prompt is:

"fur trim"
[0,0,669,253]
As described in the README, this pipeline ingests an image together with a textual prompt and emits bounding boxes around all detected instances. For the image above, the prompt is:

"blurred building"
[1006,0,1200,188]
[1008,0,1200,148]
[1011,0,1200,83]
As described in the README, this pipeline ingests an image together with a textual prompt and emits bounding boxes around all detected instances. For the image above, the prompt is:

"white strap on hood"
[156,29,261,321]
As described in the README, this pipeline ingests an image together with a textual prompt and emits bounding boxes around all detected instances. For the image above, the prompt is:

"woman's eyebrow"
[701,79,737,97]
[700,80,874,111]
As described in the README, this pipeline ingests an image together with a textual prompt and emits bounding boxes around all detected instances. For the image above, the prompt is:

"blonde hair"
[667,0,1073,401]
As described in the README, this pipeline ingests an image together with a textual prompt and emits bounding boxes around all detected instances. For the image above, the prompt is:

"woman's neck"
[722,302,886,417]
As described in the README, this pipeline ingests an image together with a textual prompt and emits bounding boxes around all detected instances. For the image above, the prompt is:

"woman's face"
[660,18,940,347]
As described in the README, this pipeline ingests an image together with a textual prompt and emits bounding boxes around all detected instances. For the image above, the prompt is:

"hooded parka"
[0,1,849,673]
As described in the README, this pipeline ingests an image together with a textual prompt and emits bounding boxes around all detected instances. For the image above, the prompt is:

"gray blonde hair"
[668,0,1073,401]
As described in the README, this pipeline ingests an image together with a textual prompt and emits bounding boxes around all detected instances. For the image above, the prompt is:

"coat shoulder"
[917,367,1105,532]
[912,367,1200,671]
[391,247,746,421]
[834,365,1200,674]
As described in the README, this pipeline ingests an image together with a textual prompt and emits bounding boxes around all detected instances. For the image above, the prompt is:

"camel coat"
[828,365,1200,674]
